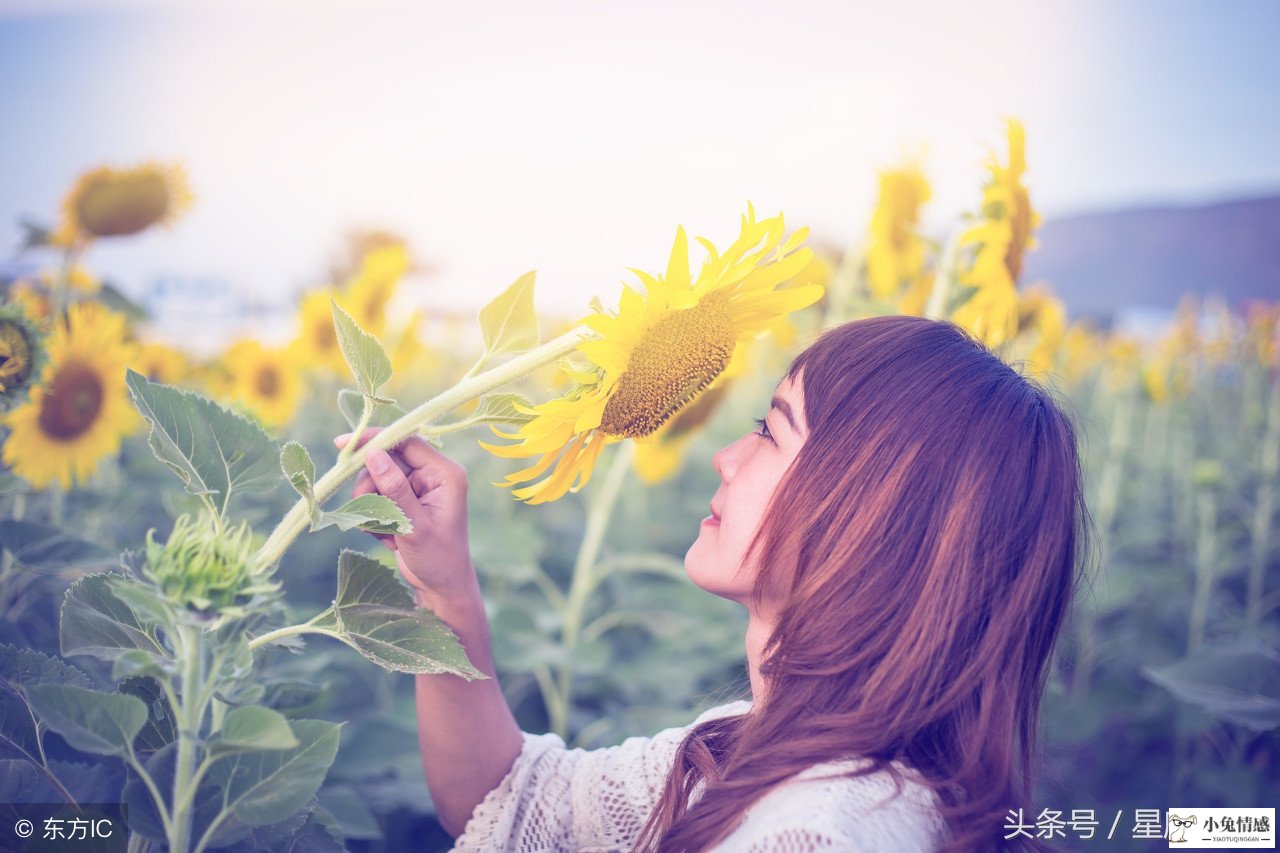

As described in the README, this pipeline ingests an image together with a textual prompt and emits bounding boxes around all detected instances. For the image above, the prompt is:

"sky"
[1,0,1278,336]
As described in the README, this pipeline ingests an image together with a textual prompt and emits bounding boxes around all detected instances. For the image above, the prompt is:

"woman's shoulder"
[715,756,949,852]
[691,698,753,726]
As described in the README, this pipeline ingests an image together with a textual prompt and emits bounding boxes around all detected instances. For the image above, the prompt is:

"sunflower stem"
[552,441,635,739]
[252,326,589,572]
[1246,371,1280,626]
[923,229,963,321]
[336,395,375,467]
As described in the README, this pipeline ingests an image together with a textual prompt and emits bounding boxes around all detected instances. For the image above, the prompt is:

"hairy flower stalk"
[252,324,590,572]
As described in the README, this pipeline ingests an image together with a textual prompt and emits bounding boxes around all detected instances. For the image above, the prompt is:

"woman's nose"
[711,436,744,481]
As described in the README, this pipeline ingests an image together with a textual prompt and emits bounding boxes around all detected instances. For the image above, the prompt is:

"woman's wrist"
[411,574,485,624]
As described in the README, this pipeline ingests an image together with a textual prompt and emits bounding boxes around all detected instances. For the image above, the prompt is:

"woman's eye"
[752,416,774,444]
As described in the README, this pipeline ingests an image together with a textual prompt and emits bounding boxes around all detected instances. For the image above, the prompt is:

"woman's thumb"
[363,449,423,528]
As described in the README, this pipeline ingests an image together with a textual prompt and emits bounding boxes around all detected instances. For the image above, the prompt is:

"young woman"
[334,314,1092,852]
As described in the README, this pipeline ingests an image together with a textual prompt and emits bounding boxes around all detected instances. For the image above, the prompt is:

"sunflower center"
[38,361,104,441]
[0,321,34,391]
[600,291,735,439]
[256,365,280,398]
[1004,186,1032,285]
[315,320,337,351]
[78,173,171,238]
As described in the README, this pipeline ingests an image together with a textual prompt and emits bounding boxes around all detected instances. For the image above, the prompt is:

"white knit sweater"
[452,700,950,852]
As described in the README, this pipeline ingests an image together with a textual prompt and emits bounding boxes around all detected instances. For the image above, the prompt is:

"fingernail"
[336,432,352,441]
[366,449,391,474]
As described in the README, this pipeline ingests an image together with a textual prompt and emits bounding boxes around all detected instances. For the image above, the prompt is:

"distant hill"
[1022,194,1280,320]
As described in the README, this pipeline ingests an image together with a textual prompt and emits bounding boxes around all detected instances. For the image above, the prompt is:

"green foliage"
[1143,638,1280,731]
[125,370,278,520]
[210,705,300,754]
[0,520,115,573]
[282,440,412,535]
[468,271,541,377]
[308,551,484,679]
[330,298,393,401]
[24,684,147,757]
[60,573,166,662]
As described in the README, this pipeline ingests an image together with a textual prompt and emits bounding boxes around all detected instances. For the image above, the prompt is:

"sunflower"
[132,341,190,385]
[291,289,350,375]
[222,340,302,429]
[7,281,50,323]
[1013,283,1067,379]
[2,302,138,489]
[954,119,1041,349]
[480,207,823,504]
[865,162,931,301]
[54,161,193,244]
[633,347,747,484]
[41,264,100,294]
[342,244,409,337]
[0,303,45,408]
[1060,322,1104,385]
[896,271,935,318]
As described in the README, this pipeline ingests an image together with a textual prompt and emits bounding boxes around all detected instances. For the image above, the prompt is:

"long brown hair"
[633,315,1095,852]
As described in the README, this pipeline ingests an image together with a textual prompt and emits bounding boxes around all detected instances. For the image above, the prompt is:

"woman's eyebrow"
[770,395,799,433]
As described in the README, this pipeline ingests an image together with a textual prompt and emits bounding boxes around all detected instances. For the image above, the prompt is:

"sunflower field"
[0,121,1276,852]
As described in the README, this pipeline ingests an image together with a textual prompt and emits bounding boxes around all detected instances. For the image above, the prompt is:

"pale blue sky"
[1,0,1277,324]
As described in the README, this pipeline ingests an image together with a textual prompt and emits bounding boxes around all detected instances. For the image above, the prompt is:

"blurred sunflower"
[7,281,51,322]
[132,341,190,385]
[896,271,935,317]
[222,340,302,429]
[1102,334,1142,393]
[292,290,350,375]
[480,206,822,504]
[1245,301,1279,368]
[41,264,100,294]
[953,119,1041,349]
[865,162,931,301]
[1060,321,1104,385]
[54,161,193,245]
[343,244,409,337]
[2,302,138,489]
[0,303,45,408]
[1014,283,1067,379]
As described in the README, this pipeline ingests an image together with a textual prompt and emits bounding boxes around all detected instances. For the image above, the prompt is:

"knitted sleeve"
[451,701,752,852]
[709,760,950,852]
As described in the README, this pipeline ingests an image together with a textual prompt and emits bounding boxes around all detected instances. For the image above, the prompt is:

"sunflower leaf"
[281,441,316,512]
[0,520,115,574]
[60,572,167,663]
[330,299,393,400]
[206,718,342,828]
[477,271,540,360]
[312,495,410,535]
[125,370,278,517]
[457,393,537,427]
[309,551,484,679]
[25,684,148,757]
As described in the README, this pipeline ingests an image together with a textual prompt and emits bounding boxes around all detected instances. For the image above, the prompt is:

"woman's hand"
[333,428,474,602]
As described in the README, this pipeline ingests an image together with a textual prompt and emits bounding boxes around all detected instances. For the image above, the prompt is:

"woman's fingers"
[335,430,412,475]
[362,448,427,528]
[336,430,463,490]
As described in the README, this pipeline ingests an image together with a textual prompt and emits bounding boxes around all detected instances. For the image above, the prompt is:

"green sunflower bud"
[143,515,280,616]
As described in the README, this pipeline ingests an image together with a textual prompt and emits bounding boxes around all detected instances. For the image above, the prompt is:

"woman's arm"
[335,429,523,838]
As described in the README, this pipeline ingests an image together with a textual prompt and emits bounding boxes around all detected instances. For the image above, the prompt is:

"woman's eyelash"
[752,416,774,443]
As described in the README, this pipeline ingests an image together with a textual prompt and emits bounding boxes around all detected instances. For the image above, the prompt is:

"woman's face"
[684,369,808,606]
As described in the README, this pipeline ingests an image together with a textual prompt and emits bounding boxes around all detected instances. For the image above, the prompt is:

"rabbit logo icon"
[1168,813,1197,843]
